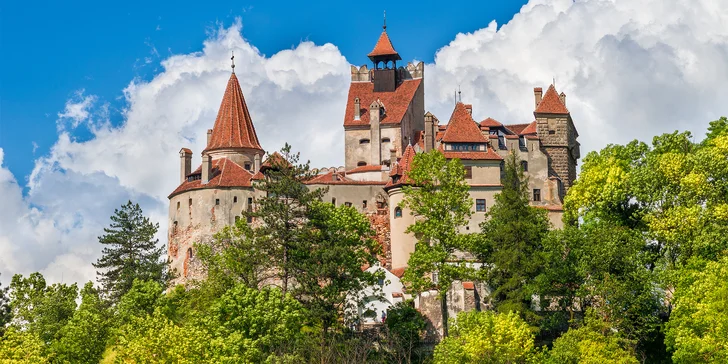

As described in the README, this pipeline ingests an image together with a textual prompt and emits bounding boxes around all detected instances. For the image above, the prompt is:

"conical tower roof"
[204,73,264,153]
[368,29,401,61]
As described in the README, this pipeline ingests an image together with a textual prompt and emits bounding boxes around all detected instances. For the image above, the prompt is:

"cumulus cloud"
[3,1,728,285]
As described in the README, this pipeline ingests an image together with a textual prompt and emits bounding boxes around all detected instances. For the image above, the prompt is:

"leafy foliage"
[0,274,11,337]
[400,150,477,336]
[433,310,538,364]
[51,282,110,364]
[0,327,48,363]
[478,151,550,324]
[665,256,728,363]
[546,316,638,364]
[9,273,77,344]
[93,201,167,302]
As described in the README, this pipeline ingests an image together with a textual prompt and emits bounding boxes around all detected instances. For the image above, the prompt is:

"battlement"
[350,62,425,83]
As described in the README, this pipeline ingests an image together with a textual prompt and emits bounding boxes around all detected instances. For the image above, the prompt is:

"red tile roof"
[442,102,488,143]
[205,73,264,153]
[260,152,290,172]
[169,158,262,198]
[180,148,192,154]
[346,165,386,173]
[386,144,416,188]
[520,121,538,135]
[534,84,569,114]
[368,30,401,59]
[463,282,475,290]
[504,123,530,135]
[480,117,503,128]
[306,171,387,185]
[344,79,422,127]
[391,267,406,278]
[392,292,404,298]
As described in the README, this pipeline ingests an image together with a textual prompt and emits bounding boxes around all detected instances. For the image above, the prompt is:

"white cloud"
[4,1,728,285]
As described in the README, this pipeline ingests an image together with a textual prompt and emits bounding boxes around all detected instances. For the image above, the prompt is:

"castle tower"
[167,67,267,285]
[533,85,580,196]
[343,22,425,172]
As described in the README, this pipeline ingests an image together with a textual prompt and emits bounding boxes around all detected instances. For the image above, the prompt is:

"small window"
[248,197,253,205]
[521,161,528,172]
[549,130,556,135]
[188,198,192,206]
[357,161,367,167]
[464,166,473,179]
[332,197,337,205]
[382,137,390,143]
[244,162,252,171]
[382,160,391,167]
[172,221,178,234]
[476,199,486,212]
[394,207,403,218]
[187,248,193,260]
[533,189,541,202]
[360,139,370,144]
[247,216,253,224]
[345,202,352,207]
[519,136,526,150]
[234,196,238,203]
[363,200,368,209]
[215,199,220,205]
[177,201,180,210]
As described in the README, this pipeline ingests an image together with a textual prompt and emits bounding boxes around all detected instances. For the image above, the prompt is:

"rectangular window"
[332,197,336,205]
[215,199,220,205]
[246,216,253,224]
[464,166,473,179]
[533,189,541,202]
[476,199,486,212]
[345,202,352,207]
[177,201,180,210]
[247,197,253,212]
[363,200,368,209]
[234,196,238,203]
[188,198,192,206]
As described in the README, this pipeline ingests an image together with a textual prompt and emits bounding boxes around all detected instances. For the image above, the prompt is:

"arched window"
[357,161,367,167]
[172,221,178,234]
[360,138,370,144]
[382,137,390,143]
[521,161,528,172]
[394,207,403,218]
[187,248,193,260]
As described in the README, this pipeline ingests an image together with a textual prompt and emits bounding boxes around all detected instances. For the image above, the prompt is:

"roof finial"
[383,10,387,30]
[458,85,462,102]
[231,51,236,74]
[552,76,555,86]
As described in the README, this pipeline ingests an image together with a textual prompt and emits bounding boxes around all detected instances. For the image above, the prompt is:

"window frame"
[476,199,486,212]
[533,189,541,202]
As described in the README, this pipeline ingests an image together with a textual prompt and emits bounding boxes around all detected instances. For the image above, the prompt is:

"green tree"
[384,301,428,364]
[546,316,638,364]
[114,279,164,329]
[247,144,325,296]
[399,150,477,337]
[51,282,110,364]
[294,201,382,335]
[9,273,77,345]
[0,273,11,337]
[433,310,537,364]
[0,327,48,363]
[665,256,728,363]
[93,201,167,302]
[478,151,550,323]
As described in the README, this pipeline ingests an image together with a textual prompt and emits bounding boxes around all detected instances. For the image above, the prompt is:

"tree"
[247,144,326,296]
[293,201,382,335]
[51,282,110,364]
[546,316,638,364]
[665,256,728,363]
[0,273,10,337]
[9,273,77,345]
[384,301,428,364]
[478,151,550,323]
[433,310,538,364]
[399,150,477,337]
[0,327,48,363]
[93,201,166,302]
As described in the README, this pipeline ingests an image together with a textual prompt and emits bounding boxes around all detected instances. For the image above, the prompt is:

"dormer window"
[244,162,252,171]
[357,161,367,167]
[519,136,527,150]
[360,139,370,144]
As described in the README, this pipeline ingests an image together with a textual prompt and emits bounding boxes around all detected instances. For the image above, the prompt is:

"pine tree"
[93,201,166,302]
[478,151,550,323]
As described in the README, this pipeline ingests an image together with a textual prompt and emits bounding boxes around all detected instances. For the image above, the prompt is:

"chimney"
[534,87,543,108]
[201,153,212,184]
[254,154,261,173]
[465,104,472,115]
[370,100,382,165]
[206,129,213,146]
[179,148,192,184]
[424,112,434,152]
[559,92,566,106]
[354,97,361,121]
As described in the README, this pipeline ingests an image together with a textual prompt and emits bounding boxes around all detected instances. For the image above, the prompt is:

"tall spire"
[204,73,264,153]
[231,51,235,74]
[368,13,401,62]
[383,10,386,30]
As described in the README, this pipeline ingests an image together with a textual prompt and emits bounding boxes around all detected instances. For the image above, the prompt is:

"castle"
[167,25,579,329]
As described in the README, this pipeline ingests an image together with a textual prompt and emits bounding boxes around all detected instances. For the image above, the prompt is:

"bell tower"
[368,16,401,92]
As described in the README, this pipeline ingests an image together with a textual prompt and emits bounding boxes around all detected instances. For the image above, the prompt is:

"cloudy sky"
[1,0,727,285]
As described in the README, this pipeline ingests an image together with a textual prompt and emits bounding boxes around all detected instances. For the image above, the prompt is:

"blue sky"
[0,0,527,183]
